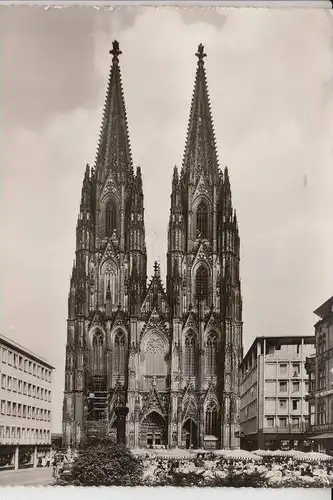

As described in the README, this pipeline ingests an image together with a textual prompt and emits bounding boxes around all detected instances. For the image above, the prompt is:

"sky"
[1,6,333,433]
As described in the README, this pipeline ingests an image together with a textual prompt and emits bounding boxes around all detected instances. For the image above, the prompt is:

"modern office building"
[0,334,54,470]
[239,335,315,451]
[305,296,333,452]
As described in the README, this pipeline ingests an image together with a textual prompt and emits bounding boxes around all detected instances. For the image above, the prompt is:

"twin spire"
[95,41,218,186]
[182,42,219,184]
[95,40,133,184]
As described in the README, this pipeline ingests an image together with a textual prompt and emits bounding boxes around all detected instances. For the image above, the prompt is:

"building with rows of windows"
[239,335,315,451]
[0,334,54,470]
[305,296,333,452]
[62,42,243,450]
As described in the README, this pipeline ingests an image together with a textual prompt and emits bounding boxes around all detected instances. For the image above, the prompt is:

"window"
[92,331,104,375]
[279,381,288,393]
[292,381,300,393]
[318,402,326,425]
[279,364,287,375]
[105,200,117,236]
[319,367,326,390]
[1,400,5,414]
[279,399,287,410]
[19,356,23,370]
[292,399,299,411]
[2,348,8,363]
[143,332,166,376]
[292,364,300,377]
[291,417,300,429]
[265,398,276,413]
[6,401,11,416]
[206,334,217,377]
[7,377,12,391]
[195,265,209,303]
[196,201,209,239]
[205,404,218,436]
[266,417,275,428]
[1,374,6,389]
[114,331,125,374]
[184,332,196,377]
[279,417,287,428]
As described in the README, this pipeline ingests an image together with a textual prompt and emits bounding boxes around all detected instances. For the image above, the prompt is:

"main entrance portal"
[182,418,198,449]
[140,411,167,448]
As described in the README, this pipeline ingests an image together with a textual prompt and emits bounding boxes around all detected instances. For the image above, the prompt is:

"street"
[0,467,53,486]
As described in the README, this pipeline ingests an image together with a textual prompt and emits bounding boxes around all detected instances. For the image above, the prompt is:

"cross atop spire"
[196,43,207,64]
[109,40,122,63]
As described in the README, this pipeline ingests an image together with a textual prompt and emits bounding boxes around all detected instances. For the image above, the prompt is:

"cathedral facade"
[62,42,243,450]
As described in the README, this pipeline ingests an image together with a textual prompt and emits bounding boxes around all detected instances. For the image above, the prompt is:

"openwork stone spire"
[182,43,219,184]
[95,40,134,184]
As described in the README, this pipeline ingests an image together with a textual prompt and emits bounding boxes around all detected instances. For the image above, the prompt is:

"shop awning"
[309,433,333,440]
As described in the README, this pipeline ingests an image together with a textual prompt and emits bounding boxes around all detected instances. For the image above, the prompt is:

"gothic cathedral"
[63,41,243,450]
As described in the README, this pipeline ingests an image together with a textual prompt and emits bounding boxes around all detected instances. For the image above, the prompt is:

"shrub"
[58,443,143,486]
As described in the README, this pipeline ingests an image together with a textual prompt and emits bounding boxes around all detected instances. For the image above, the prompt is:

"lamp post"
[115,406,129,446]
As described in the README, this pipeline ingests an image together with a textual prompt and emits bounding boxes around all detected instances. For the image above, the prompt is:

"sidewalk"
[0,467,53,486]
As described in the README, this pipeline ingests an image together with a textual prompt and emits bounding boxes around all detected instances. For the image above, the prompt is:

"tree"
[60,441,143,486]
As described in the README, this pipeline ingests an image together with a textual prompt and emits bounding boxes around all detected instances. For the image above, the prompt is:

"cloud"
[1,6,140,132]
[179,6,227,30]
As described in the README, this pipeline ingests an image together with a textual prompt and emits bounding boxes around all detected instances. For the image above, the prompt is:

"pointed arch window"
[184,332,196,377]
[196,201,208,239]
[104,265,116,305]
[206,334,217,377]
[143,333,167,377]
[105,200,117,237]
[114,331,125,374]
[92,331,104,375]
[205,404,218,436]
[195,265,209,303]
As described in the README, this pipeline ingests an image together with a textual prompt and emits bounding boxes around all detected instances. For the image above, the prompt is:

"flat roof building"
[305,296,333,452]
[239,335,315,451]
[0,334,55,470]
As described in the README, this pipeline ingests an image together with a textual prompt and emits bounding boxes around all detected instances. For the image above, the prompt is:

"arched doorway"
[140,411,167,448]
[182,419,198,449]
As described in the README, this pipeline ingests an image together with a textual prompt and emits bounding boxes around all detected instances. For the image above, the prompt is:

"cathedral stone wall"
[62,41,243,450]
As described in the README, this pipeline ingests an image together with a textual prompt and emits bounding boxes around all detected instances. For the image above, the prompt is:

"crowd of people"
[137,449,333,486]
[52,448,77,481]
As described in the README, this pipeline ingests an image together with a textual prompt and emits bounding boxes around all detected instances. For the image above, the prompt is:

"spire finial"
[109,40,122,62]
[153,260,160,277]
[196,43,207,64]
